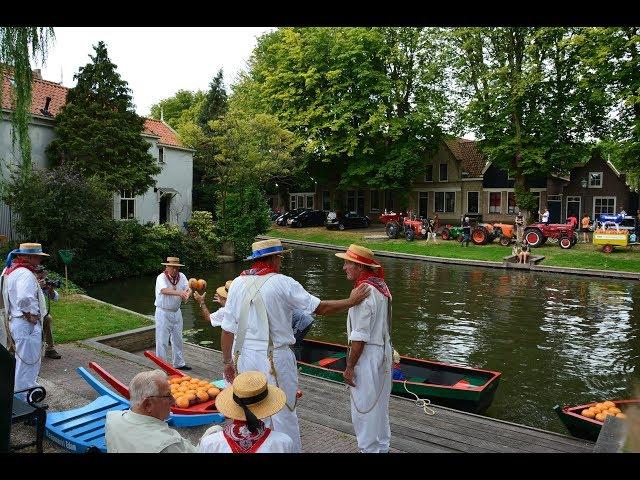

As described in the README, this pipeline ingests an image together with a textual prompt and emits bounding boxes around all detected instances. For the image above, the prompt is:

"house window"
[322,191,330,211]
[439,164,448,182]
[589,172,603,188]
[467,191,479,214]
[425,165,433,182]
[594,197,616,215]
[435,191,455,213]
[489,192,501,214]
[120,190,135,220]
[507,192,516,214]
[347,190,356,212]
[370,190,380,211]
[306,195,314,209]
[419,192,428,218]
[158,147,165,164]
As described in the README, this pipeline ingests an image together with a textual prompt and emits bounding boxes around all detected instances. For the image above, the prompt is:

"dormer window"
[158,147,165,164]
[589,172,602,188]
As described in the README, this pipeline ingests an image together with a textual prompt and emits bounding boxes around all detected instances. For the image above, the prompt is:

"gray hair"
[129,370,167,407]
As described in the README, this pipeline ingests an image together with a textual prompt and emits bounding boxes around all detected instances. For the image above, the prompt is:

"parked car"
[289,209,328,227]
[275,208,308,226]
[326,211,371,230]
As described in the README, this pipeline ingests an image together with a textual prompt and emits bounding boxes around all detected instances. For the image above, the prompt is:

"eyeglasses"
[148,394,174,401]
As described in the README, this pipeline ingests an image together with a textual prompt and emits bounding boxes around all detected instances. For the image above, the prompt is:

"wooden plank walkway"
[176,343,593,453]
[34,340,593,453]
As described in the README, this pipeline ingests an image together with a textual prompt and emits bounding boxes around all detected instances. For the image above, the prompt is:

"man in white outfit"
[154,256,192,370]
[1,243,50,396]
[220,238,370,453]
[198,370,293,453]
[336,244,392,453]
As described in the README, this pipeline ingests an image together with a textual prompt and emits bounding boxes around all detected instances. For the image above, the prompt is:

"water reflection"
[87,245,640,433]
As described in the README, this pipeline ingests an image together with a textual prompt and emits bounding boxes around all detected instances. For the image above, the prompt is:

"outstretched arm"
[314,284,370,316]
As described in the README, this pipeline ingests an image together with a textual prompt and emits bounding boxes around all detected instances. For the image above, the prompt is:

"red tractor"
[524,222,577,249]
[381,212,429,241]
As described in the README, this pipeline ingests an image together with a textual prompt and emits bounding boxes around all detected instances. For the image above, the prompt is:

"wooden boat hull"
[297,339,501,414]
[554,399,640,441]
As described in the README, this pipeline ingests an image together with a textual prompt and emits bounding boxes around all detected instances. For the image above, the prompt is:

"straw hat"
[161,256,184,267]
[15,243,50,257]
[215,371,286,421]
[245,239,292,261]
[335,244,381,268]
[216,279,234,299]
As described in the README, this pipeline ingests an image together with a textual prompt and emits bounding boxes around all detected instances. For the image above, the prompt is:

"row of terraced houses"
[279,138,638,225]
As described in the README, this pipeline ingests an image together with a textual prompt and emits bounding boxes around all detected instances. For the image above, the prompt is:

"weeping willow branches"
[0,27,55,169]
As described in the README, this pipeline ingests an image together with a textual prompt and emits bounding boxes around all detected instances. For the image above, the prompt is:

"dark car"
[289,209,328,227]
[326,211,371,230]
[275,208,308,226]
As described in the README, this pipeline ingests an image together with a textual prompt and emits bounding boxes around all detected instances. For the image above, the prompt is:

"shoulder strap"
[233,273,276,359]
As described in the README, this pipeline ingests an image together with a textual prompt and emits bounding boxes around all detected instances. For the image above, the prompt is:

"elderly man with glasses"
[105,370,202,453]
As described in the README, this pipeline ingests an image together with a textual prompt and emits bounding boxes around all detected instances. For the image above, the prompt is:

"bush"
[215,184,271,259]
[184,211,219,271]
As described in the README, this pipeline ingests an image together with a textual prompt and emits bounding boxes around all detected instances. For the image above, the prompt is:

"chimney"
[40,96,53,117]
[32,69,42,79]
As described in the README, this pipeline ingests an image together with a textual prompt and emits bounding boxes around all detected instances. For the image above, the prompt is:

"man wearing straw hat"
[1,243,50,395]
[335,244,392,453]
[198,371,293,453]
[220,238,370,452]
[154,256,192,370]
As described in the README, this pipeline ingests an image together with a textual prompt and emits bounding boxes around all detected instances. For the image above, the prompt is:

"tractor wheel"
[405,229,415,242]
[471,227,488,245]
[499,235,511,247]
[559,237,572,249]
[524,228,544,248]
[338,223,345,231]
[441,228,451,240]
[386,221,400,239]
[602,244,614,254]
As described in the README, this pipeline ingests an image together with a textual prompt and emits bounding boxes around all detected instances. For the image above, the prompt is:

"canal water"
[87,245,640,434]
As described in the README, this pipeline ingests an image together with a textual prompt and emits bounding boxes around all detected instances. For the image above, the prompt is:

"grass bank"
[268,226,640,273]
[49,294,152,344]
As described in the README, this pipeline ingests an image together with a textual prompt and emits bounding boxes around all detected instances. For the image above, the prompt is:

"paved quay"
[13,329,593,453]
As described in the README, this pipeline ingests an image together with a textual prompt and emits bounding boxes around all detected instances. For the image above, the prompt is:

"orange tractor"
[471,223,515,246]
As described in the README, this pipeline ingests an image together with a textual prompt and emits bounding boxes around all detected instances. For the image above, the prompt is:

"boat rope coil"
[403,380,436,416]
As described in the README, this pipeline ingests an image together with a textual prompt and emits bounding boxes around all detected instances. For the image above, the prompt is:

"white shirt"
[105,410,197,453]
[541,211,550,223]
[222,273,320,350]
[347,286,390,346]
[154,272,188,311]
[210,306,227,328]
[197,429,293,453]
[4,267,43,319]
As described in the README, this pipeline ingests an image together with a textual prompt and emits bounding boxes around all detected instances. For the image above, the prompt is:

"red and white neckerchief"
[4,258,37,276]
[355,268,391,299]
[164,269,179,287]
[223,420,271,453]
[240,260,278,276]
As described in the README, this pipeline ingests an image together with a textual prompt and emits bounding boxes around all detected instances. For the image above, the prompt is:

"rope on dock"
[403,380,435,416]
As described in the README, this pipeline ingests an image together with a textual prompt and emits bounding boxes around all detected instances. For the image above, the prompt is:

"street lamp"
[580,177,588,188]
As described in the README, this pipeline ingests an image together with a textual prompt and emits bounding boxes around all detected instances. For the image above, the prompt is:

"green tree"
[149,89,205,130]
[0,27,54,168]
[198,68,228,133]
[232,27,448,191]
[45,41,159,195]
[449,27,596,215]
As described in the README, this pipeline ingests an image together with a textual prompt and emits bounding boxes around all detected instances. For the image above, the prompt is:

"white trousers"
[154,307,185,368]
[237,347,301,453]
[350,343,392,453]
[10,317,42,394]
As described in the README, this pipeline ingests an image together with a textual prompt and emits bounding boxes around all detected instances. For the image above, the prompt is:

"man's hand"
[180,288,191,301]
[223,363,236,384]
[213,293,226,307]
[23,312,38,325]
[349,284,370,307]
[343,365,356,387]
[193,291,206,305]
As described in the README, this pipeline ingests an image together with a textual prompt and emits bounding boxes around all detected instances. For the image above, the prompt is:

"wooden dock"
[36,338,594,453]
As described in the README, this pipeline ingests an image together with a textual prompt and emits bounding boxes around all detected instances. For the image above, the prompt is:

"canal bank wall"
[259,236,640,282]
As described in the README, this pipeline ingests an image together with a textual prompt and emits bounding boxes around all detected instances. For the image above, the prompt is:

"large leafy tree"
[149,89,205,130]
[0,27,54,168]
[232,27,449,192]
[449,27,599,212]
[198,68,228,133]
[46,41,159,194]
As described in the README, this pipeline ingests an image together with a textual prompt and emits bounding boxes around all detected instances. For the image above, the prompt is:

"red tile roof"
[445,137,486,178]
[2,73,185,148]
